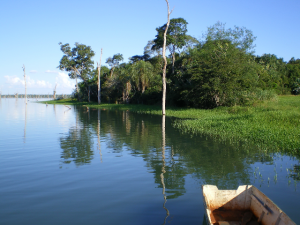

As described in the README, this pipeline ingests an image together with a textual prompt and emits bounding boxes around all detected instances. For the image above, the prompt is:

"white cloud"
[55,72,76,93]
[30,70,38,73]
[4,75,52,89]
[45,70,59,73]
[36,80,51,88]
[3,72,75,94]
[4,75,25,86]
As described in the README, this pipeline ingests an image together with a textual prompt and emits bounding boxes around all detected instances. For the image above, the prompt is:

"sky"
[1,0,299,95]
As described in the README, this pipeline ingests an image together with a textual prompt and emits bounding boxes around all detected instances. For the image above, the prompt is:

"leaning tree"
[58,42,95,101]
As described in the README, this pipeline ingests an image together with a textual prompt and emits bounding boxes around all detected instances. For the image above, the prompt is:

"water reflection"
[24,101,27,143]
[1,100,299,224]
[161,115,169,225]
[59,107,264,188]
[60,110,94,166]
[57,106,300,224]
[288,164,300,181]
[97,109,102,163]
[53,104,56,116]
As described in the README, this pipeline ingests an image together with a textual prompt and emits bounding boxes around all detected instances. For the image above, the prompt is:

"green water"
[0,99,299,224]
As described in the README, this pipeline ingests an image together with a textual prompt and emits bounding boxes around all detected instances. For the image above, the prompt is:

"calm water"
[0,98,299,224]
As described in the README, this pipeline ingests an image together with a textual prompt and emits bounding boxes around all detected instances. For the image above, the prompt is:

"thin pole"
[98,48,103,104]
[162,0,172,115]
[23,65,27,104]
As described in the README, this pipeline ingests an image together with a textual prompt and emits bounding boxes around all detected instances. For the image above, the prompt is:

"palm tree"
[131,61,155,93]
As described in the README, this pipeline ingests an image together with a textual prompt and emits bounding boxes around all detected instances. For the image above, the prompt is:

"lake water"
[0,98,299,224]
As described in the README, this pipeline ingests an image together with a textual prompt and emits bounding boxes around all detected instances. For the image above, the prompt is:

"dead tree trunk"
[162,0,172,115]
[23,65,27,104]
[53,84,57,99]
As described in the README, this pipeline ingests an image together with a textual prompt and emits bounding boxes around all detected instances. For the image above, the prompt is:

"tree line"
[58,20,300,109]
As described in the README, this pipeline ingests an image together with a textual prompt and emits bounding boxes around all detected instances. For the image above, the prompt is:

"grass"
[45,96,300,156]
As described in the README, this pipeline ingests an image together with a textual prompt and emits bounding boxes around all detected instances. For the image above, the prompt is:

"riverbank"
[45,96,300,156]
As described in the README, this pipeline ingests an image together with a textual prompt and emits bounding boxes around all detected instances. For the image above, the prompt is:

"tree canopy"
[58,42,95,81]
[152,18,189,74]
[61,20,300,107]
[203,21,257,53]
[106,53,124,77]
[58,42,95,95]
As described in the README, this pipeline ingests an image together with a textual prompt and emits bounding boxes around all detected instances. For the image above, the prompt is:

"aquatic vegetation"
[172,96,300,157]
[46,96,300,157]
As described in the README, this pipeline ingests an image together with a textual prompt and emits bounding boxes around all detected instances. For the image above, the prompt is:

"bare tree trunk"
[122,88,126,103]
[98,48,103,104]
[110,67,115,77]
[125,82,131,104]
[72,67,81,101]
[162,0,172,115]
[53,84,57,99]
[76,76,78,93]
[23,65,27,104]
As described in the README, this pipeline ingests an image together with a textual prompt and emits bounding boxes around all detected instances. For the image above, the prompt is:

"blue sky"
[1,0,299,95]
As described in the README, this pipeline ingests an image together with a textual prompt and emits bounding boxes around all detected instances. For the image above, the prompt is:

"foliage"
[50,96,300,157]
[129,54,150,63]
[106,53,124,77]
[255,54,289,94]
[131,60,155,93]
[152,18,190,73]
[171,40,261,108]
[287,58,300,94]
[152,18,188,51]
[291,78,300,95]
[61,20,300,107]
[203,21,256,53]
[58,42,95,81]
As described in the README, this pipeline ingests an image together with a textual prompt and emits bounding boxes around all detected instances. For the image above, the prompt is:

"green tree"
[129,54,150,63]
[131,60,155,94]
[144,40,161,58]
[173,40,259,108]
[203,21,256,53]
[255,54,288,93]
[152,18,189,74]
[58,42,95,100]
[102,63,131,103]
[106,53,124,77]
[287,58,300,94]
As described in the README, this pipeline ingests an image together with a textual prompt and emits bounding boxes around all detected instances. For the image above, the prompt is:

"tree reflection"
[289,164,300,181]
[97,109,102,163]
[60,110,94,166]
[60,106,274,194]
[23,101,27,143]
[161,115,169,225]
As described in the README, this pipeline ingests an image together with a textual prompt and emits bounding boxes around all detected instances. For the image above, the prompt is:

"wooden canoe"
[202,185,295,225]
